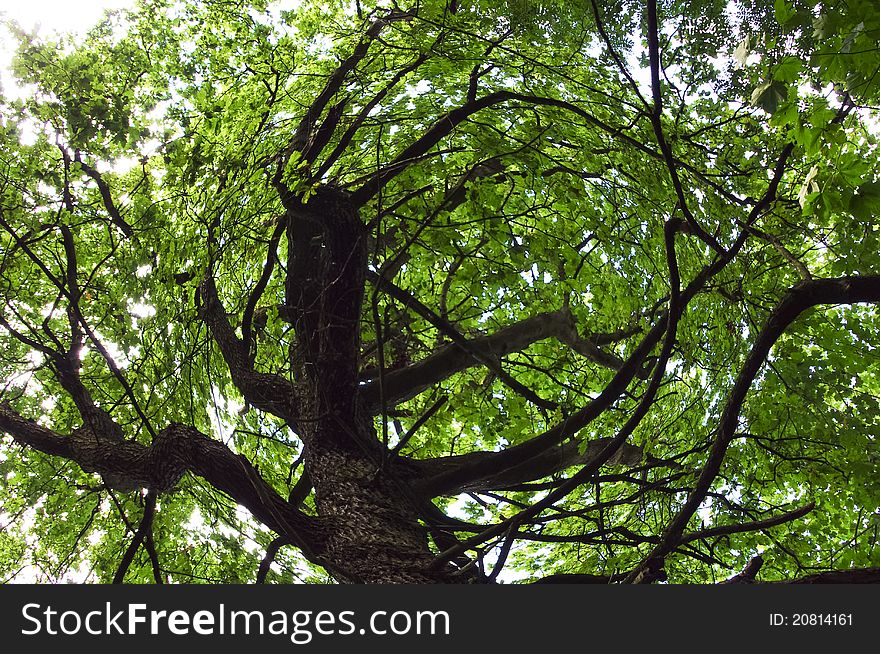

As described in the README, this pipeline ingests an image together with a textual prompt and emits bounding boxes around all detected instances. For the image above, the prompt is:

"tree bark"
[278,186,465,583]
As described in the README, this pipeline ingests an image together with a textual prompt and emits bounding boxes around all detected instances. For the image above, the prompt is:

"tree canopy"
[1,0,880,584]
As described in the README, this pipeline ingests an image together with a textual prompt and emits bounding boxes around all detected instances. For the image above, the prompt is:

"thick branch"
[315,53,428,180]
[197,276,300,424]
[256,537,288,584]
[367,270,558,411]
[407,437,653,494]
[281,9,411,167]
[360,308,628,411]
[241,218,285,356]
[113,490,157,584]
[722,555,763,583]
[0,403,322,558]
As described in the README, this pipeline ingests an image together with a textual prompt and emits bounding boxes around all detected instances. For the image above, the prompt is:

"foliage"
[0,0,879,584]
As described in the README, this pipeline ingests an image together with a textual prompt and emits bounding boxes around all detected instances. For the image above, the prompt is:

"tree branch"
[366,270,558,412]
[407,437,657,494]
[0,214,155,437]
[682,503,814,545]
[722,555,763,583]
[742,223,812,281]
[197,276,300,425]
[626,275,880,582]
[0,402,323,560]
[351,90,749,208]
[113,489,157,584]
[416,137,795,499]
[315,53,428,180]
[279,8,412,170]
[360,308,629,411]
[589,0,650,109]
[256,537,288,584]
[240,217,285,358]
[74,153,134,237]
[646,0,724,255]
[428,218,685,568]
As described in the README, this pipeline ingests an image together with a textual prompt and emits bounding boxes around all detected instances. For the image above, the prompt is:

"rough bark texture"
[276,187,463,582]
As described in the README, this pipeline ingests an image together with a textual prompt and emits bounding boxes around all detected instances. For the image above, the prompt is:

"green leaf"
[774,0,797,26]
[773,57,803,83]
[849,181,880,220]
[750,81,788,114]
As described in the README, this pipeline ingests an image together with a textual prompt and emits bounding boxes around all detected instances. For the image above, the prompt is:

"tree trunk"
[281,187,457,583]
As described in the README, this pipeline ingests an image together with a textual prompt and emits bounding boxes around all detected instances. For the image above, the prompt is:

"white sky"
[0,0,133,36]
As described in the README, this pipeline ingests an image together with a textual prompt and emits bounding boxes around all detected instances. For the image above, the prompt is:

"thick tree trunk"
[305,435,451,583]
[281,187,455,583]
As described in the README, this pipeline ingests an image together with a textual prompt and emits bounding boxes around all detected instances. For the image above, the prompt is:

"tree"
[1,0,879,584]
